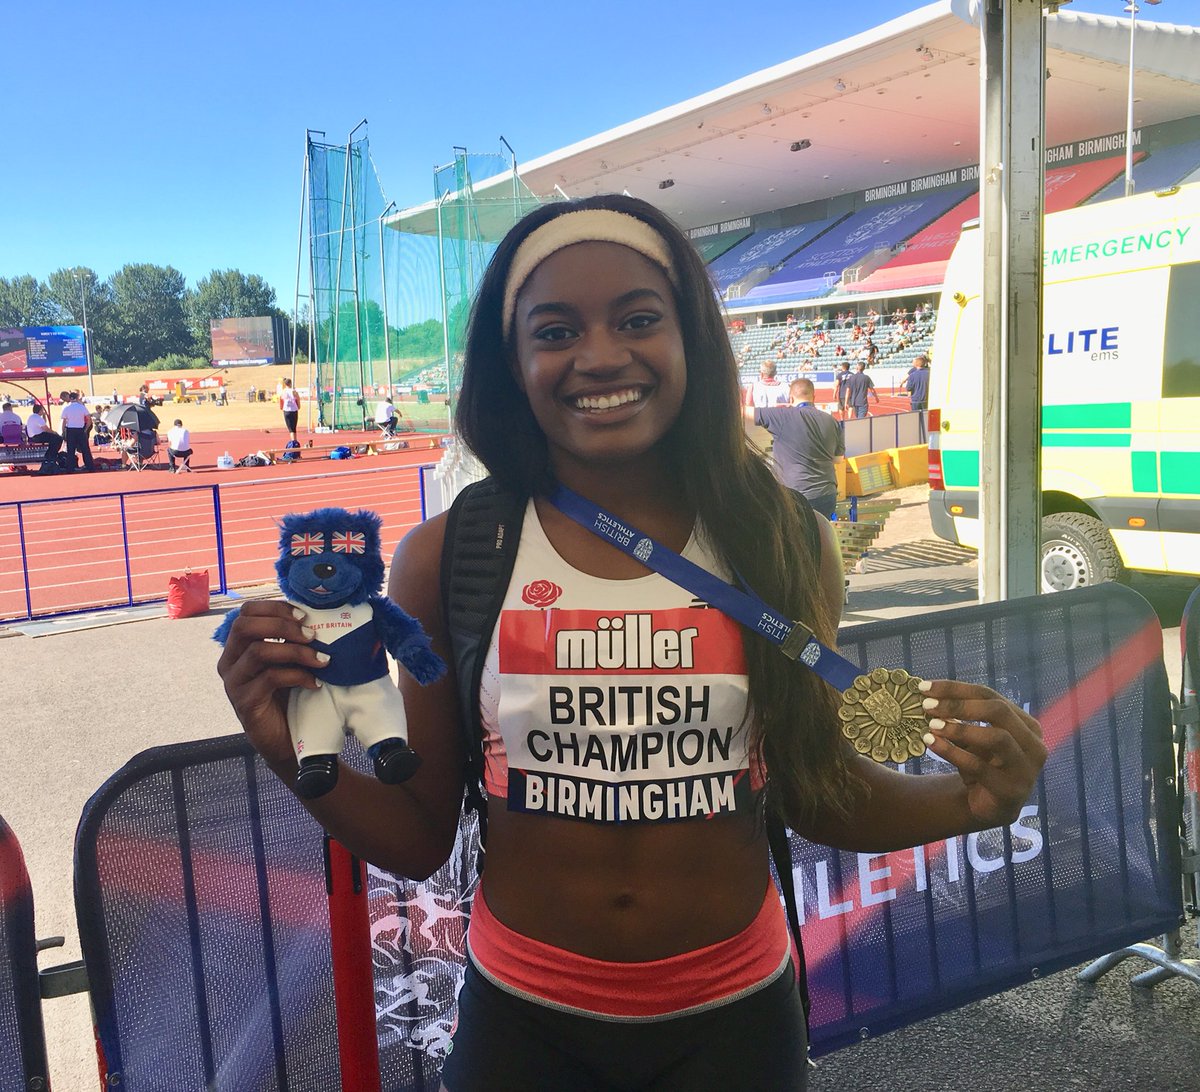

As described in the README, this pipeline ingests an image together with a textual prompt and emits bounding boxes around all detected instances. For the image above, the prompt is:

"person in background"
[279,379,300,444]
[843,361,879,420]
[167,418,194,473]
[0,401,22,437]
[58,391,95,471]
[744,359,788,408]
[24,403,63,474]
[375,396,398,436]
[834,360,852,419]
[745,377,844,519]
[903,354,930,413]
[218,194,1045,1090]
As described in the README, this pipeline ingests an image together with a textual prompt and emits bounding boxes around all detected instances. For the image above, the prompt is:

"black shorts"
[440,956,807,1092]
[283,410,299,432]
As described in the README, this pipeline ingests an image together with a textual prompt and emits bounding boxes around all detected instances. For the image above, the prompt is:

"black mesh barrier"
[0,815,51,1091]
[73,583,1182,1085]
[802,581,1181,1055]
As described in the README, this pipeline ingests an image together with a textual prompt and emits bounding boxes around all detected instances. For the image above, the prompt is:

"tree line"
[0,265,298,370]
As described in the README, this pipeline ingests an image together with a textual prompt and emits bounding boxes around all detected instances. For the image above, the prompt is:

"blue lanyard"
[548,485,863,692]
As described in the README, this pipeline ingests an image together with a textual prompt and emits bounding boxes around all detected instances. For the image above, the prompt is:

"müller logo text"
[556,613,700,670]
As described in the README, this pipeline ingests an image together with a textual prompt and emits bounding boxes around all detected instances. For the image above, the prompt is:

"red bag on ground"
[167,571,210,619]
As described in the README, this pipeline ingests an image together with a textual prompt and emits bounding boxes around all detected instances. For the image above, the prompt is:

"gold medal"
[839,667,928,763]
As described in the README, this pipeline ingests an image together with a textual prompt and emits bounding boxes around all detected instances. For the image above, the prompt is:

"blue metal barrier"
[0,484,227,624]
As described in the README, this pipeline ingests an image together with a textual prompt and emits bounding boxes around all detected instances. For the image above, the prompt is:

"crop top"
[479,500,760,825]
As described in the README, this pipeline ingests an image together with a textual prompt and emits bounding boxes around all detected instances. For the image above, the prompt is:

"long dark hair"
[456,193,860,827]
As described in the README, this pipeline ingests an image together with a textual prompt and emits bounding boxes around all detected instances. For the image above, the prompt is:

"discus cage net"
[296,126,546,432]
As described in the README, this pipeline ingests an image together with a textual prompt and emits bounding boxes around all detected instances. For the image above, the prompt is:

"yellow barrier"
[885,444,929,487]
[844,451,894,496]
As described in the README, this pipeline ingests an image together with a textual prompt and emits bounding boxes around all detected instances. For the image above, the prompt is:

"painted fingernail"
[922,732,936,747]
[922,697,939,710]
[301,626,315,640]
[313,678,322,687]
[314,651,330,664]
[928,718,946,731]
[292,607,307,621]
[917,679,933,693]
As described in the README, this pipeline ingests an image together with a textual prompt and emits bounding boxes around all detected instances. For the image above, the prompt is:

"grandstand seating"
[693,226,754,264]
[738,188,972,304]
[845,153,1134,296]
[1087,138,1200,203]
[731,315,936,391]
[707,215,844,294]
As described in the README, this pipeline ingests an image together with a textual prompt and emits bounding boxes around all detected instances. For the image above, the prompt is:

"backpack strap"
[767,812,811,1033]
[773,487,820,1034]
[439,478,527,864]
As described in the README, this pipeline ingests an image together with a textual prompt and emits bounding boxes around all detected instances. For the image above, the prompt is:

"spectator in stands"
[745,377,844,519]
[844,361,879,419]
[167,419,194,473]
[904,354,930,413]
[24,403,63,474]
[745,360,788,408]
[217,194,1046,1088]
[59,391,95,471]
[279,379,300,444]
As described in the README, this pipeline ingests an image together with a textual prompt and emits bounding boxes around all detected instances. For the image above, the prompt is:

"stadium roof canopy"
[391,0,1198,238]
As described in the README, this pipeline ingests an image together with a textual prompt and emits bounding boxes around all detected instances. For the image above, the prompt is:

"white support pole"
[436,190,453,403]
[379,200,396,400]
[1126,3,1138,196]
[292,146,309,396]
[979,0,1046,603]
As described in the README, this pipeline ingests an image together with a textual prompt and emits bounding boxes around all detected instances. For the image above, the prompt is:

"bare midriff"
[478,800,770,962]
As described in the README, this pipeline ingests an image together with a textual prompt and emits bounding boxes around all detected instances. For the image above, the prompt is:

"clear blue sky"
[3,0,1195,310]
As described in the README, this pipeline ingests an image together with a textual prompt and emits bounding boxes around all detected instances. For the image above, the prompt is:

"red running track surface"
[0,431,444,620]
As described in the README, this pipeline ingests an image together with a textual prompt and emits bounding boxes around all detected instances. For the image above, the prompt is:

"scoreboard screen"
[0,326,89,378]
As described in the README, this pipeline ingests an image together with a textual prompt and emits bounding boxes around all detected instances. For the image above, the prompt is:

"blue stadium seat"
[1087,140,1200,204]
[740,188,973,304]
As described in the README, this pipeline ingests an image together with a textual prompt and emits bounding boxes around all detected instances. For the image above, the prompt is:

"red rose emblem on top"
[522,579,563,608]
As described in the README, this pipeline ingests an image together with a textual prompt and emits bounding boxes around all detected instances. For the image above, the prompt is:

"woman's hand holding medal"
[915,678,1048,828]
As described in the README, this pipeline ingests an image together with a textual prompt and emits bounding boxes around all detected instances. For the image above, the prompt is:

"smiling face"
[509,241,686,484]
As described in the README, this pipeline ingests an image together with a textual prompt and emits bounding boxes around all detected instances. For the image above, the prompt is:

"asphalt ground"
[4,484,1198,1090]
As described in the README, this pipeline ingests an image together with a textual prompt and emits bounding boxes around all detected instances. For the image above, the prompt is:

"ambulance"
[927,183,1200,590]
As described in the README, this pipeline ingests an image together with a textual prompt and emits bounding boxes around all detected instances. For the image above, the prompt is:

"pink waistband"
[467,884,791,1021]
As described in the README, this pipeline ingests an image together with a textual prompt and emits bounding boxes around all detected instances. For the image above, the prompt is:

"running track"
[0,441,442,621]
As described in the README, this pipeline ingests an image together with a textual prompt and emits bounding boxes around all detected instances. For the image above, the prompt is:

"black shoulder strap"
[767,812,811,1032]
[776,487,817,1033]
[439,477,527,861]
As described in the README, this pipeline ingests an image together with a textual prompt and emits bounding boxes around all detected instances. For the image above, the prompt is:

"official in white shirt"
[58,392,95,471]
[167,419,193,473]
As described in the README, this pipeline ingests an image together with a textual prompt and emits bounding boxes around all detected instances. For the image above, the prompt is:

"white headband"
[501,209,678,338]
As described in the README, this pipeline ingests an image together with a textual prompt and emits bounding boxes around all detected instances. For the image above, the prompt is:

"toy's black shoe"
[295,755,339,799]
[370,739,422,784]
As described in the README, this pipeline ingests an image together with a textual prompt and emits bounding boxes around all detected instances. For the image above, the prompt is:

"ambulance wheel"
[1040,513,1124,593]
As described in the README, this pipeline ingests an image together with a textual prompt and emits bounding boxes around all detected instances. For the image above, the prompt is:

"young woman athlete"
[217,194,1046,1090]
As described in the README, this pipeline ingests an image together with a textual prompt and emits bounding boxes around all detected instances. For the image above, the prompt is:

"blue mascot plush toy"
[214,507,445,799]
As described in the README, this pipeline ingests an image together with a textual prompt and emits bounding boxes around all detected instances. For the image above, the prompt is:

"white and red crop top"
[479,500,762,825]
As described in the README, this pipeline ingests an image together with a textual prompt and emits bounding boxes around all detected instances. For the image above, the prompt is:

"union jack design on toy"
[290,532,325,556]
[332,530,366,554]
